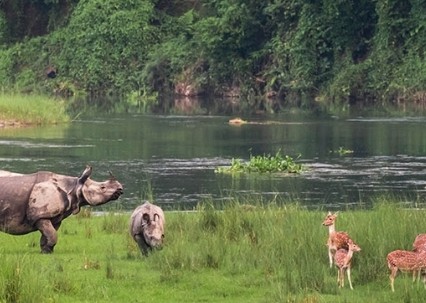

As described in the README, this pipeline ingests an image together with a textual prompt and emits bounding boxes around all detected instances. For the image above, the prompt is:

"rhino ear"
[142,213,151,225]
[78,165,92,184]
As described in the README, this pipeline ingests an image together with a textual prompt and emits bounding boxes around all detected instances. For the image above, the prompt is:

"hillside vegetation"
[0,0,425,113]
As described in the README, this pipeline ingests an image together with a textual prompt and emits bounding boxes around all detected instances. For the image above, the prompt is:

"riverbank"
[0,93,69,126]
[0,200,424,302]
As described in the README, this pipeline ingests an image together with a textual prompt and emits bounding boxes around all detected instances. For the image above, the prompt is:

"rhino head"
[141,213,164,249]
[77,166,123,206]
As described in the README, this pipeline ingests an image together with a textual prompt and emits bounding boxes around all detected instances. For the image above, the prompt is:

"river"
[0,112,426,211]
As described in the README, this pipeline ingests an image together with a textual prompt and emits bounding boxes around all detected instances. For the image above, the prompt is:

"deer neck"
[343,249,354,266]
[328,223,336,235]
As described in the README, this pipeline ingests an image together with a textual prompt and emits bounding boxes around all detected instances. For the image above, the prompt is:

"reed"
[0,93,69,125]
[0,197,426,302]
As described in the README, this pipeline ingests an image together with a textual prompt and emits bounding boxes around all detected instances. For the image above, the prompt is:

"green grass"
[0,93,70,125]
[0,199,426,302]
[215,151,303,174]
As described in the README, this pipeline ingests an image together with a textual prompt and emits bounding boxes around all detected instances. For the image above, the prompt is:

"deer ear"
[327,211,332,215]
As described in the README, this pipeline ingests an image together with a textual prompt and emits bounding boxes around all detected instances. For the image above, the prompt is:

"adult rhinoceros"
[0,166,123,253]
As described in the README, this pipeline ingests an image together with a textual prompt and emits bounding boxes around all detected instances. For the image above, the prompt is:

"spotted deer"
[334,239,361,290]
[322,212,355,268]
[387,249,426,292]
[410,234,426,282]
[413,234,426,252]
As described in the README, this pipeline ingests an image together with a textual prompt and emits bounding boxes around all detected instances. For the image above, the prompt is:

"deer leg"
[390,266,398,292]
[421,270,426,289]
[339,268,345,288]
[347,267,353,290]
[412,270,419,283]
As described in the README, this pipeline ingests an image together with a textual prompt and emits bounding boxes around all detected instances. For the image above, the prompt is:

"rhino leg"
[134,234,150,256]
[35,219,58,254]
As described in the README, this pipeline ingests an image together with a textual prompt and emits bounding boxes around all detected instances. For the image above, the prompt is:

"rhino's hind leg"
[35,219,58,253]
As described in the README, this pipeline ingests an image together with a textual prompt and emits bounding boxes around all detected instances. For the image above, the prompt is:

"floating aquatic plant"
[215,150,302,174]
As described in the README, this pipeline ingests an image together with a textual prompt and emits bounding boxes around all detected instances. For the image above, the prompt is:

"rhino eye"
[100,186,106,192]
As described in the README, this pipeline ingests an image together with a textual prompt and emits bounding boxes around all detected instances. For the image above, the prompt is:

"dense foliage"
[0,0,425,112]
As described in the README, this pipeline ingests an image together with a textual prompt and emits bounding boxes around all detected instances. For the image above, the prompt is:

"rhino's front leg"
[35,219,58,253]
[134,234,150,256]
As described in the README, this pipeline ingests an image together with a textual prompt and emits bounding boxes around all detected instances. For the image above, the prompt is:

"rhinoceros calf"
[0,166,123,253]
[130,202,165,256]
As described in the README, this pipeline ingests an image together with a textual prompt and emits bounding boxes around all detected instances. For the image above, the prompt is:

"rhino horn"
[78,165,92,184]
[108,171,116,180]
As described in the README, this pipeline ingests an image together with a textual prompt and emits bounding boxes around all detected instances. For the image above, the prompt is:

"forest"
[0,0,425,113]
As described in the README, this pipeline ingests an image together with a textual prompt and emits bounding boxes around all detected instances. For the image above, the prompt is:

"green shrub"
[57,0,160,97]
[216,150,302,174]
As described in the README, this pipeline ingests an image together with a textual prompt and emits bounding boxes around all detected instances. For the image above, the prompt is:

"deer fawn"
[387,249,426,292]
[322,212,355,268]
[334,239,361,290]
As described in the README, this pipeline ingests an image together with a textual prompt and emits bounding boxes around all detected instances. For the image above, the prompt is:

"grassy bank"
[0,200,426,302]
[0,94,69,125]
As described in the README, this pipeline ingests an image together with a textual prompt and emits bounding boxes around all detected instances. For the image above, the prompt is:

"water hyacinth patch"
[215,151,302,174]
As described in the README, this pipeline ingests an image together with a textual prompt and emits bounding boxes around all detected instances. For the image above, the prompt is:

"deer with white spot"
[387,249,426,292]
[334,239,361,290]
[322,212,356,268]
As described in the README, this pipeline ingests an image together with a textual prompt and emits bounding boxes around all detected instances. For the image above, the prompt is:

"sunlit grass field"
[0,93,69,125]
[0,199,426,302]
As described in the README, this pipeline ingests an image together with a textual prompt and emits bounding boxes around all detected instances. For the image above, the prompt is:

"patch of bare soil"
[0,120,26,128]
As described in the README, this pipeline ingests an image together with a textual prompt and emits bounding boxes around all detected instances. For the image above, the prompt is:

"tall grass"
[0,93,69,125]
[1,198,426,302]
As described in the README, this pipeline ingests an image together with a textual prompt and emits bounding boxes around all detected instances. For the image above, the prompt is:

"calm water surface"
[1,113,426,211]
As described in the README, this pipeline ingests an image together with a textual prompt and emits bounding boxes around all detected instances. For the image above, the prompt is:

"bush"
[57,0,160,97]
[216,151,302,174]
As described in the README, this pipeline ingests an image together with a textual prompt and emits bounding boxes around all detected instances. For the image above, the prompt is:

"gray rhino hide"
[0,167,123,253]
[130,202,165,256]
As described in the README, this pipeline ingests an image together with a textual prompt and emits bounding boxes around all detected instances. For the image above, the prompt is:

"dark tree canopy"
[0,0,425,112]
